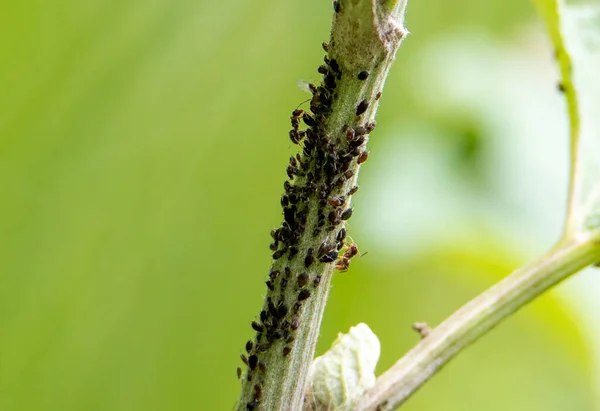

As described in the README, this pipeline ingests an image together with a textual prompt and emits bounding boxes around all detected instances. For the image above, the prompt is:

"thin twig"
[355,236,600,411]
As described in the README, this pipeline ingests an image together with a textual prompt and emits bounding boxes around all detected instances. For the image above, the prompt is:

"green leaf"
[532,0,600,236]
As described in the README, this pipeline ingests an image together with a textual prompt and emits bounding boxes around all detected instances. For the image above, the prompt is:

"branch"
[235,1,408,410]
[355,235,600,411]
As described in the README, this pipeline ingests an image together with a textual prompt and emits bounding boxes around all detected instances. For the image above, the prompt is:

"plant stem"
[235,1,408,410]
[355,235,600,411]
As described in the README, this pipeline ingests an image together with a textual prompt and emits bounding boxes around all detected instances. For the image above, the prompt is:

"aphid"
[320,250,339,263]
[237,367,242,379]
[273,329,284,339]
[357,71,369,80]
[366,121,376,132]
[283,346,292,356]
[269,270,280,281]
[258,363,266,373]
[251,321,264,332]
[314,274,322,286]
[304,248,315,268]
[357,151,369,164]
[557,82,566,93]
[277,304,289,319]
[349,135,365,148]
[257,343,269,352]
[348,185,359,195]
[298,289,311,301]
[356,99,369,116]
[291,316,300,330]
[266,280,274,291]
[337,228,347,243]
[318,241,335,257]
[322,42,329,52]
[247,400,257,410]
[291,109,304,119]
[246,340,254,354]
[272,249,286,260]
[341,207,353,220]
[344,170,354,179]
[289,245,299,259]
[346,127,355,140]
[328,210,342,225]
[260,310,268,323]
[241,353,249,365]
[297,272,309,287]
[249,355,258,370]
[329,58,340,73]
[328,196,345,207]
[293,301,302,312]
[303,113,317,127]
[324,74,336,89]
[333,0,340,13]
[286,336,295,343]
[254,384,262,400]
[318,64,329,75]
[269,242,277,251]
[375,91,382,100]
[280,277,288,290]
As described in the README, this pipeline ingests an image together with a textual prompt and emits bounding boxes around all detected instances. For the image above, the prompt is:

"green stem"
[356,235,600,411]
[235,1,408,410]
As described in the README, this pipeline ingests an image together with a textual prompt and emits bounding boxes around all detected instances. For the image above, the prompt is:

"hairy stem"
[355,235,600,411]
[235,1,408,410]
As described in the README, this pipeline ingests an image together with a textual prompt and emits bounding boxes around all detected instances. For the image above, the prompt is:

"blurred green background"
[1,0,599,410]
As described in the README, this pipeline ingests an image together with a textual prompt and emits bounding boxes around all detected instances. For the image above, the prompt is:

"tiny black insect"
[291,316,300,330]
[237,367,242,379]
[254,384,262,400]
[248,355,258,370]
[265,280,274,291]
[303,113,317,127]
[269,270,280,281]
[272,249,286,260]
[277,304,289,319]
[251,321,264,332]
[337,228,347,243]
[241,353,249,365]
[341,207,353,220]
[348,185,359,195]
[358,71,369,80]
[329,58,340,73]
[246,340,254,354]
[304,248,315,268]
[333,0,340,13]
[314,274,322,286]
[375,91,382,100]
[297,272,309,287]
[257,343,269,352]
[328,196,344,207]
[298,289,311,301]
[320,250,339,263]
[356,100,369,116]
[283,346,292,356]
[286,336,295,344]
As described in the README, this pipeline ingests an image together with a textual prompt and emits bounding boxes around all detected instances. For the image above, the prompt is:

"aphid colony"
[238,4,381,407]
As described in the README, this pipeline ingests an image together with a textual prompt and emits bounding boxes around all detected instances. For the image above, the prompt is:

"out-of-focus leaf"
[532,0,600,236]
